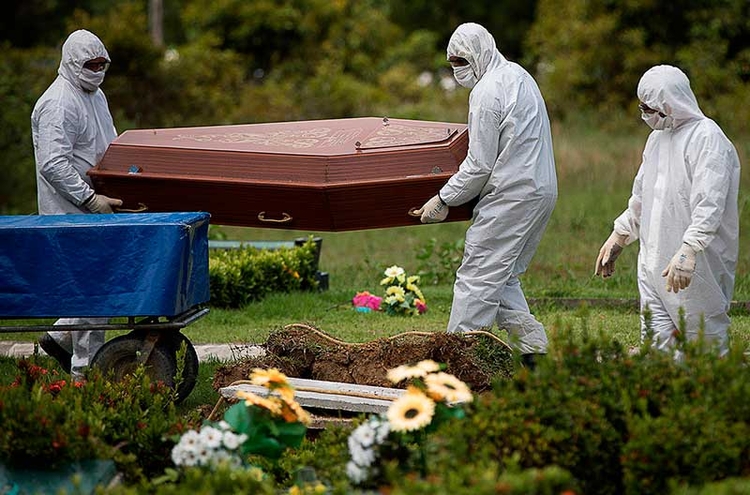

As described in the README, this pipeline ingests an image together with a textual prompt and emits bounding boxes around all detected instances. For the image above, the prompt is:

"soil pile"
[213,323,515,393]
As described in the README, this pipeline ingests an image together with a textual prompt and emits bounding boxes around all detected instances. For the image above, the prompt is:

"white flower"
[199,426,223,449]
[346,461,369,484]
[222,430,245,450]
[416,359,441,373]
[171,444,186,466]
[384,265,405,279]
[349,442,376,467]
[349,422,377,448]
[372,418,390,443]
[196,445,212,466]
[217,420,232,430]
[180,429,201,448]
[181,449,199,467]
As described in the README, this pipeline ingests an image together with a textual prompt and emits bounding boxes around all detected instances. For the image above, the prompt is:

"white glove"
[414,195,449,224]
[662,243,696,293]
[594,231,629,278]
[83,193,123,214]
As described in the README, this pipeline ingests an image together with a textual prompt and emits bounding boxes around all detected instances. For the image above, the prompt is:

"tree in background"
[526,0,750,133]
[1,0,748,214]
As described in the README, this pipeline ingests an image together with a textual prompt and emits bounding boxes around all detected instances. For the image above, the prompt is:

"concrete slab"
[220,377,405,414]
[0,340,262,363]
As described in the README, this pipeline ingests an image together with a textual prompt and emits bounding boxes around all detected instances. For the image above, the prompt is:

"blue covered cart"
[0,212,211,401]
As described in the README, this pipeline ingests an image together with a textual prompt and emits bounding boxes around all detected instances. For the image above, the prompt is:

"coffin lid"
[94,117,468,184]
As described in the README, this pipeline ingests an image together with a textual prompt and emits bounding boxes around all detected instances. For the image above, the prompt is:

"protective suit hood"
[447,22,506,82]
[58,29,110,92]
[637,65,704,129]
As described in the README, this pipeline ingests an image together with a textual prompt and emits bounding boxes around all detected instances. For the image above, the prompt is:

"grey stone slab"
[221,378,405,414]
[0,340,263,363]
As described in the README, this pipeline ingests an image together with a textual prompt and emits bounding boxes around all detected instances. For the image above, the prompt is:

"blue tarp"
[0,212,210,318]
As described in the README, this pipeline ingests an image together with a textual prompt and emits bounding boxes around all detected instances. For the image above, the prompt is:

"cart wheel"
[156,332,200,403]
[91,334,175,389]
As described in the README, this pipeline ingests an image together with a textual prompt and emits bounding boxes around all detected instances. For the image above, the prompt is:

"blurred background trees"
[1,0,748,214]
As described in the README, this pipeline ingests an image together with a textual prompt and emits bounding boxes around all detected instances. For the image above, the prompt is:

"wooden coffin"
[88,117,473,231]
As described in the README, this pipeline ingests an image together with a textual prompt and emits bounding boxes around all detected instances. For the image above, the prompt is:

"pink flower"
[352,291,383,311]
[415,299,427,314]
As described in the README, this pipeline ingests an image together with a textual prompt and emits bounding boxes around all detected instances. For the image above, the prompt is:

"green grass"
[1,120,748,354]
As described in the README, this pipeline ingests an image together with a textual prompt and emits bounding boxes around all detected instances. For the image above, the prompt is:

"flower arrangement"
[346,359,473,486]
[379,265,427,316]
[171,368,311,470]
[351,291,382,313]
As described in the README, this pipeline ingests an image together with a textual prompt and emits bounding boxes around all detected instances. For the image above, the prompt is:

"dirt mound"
[213,324,515,393]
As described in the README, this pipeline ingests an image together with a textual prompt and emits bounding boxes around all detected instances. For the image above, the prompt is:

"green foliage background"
[3,0,748,215]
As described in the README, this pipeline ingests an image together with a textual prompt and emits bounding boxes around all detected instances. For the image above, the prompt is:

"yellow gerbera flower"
[386,285,406,302]
[236,390,282,414]
[407,275,420,284]
[424,372,473,404]
[279,398,312,424]
[387,387,436,432]
[272,385,296,403]
[387,363,428,383]
[251,368,289,388]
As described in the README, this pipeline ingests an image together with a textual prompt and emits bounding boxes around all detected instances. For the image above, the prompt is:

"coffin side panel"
[90,173,334,230]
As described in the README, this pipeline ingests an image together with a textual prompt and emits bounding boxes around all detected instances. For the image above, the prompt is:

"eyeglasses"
[83,60,110,72]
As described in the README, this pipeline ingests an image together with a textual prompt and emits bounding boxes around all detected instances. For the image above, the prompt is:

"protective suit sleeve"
[612,163,644,246]
[439,106,501,206]
[682,148,732,252]
[35,104,95,206]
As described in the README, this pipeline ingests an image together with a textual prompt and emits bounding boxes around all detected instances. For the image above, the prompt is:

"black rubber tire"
[156,332,200,403]
[91,334,176,389]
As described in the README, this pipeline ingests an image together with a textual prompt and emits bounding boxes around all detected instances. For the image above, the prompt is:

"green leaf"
[223,402,252,435]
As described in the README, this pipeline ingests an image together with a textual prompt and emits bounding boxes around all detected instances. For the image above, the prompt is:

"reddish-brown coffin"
[88,117,473,231]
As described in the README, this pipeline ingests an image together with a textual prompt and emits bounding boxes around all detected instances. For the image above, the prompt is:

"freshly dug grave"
[213,323,515,393]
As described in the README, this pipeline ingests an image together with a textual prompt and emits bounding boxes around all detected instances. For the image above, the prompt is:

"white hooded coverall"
[441,23,558,354]
[31,29,117,377]
[614,65,740,357]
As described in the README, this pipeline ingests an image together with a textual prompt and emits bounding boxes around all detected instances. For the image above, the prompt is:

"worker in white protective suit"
[594,65,740,359]
[414,23,558,368]
[31,29,122,380]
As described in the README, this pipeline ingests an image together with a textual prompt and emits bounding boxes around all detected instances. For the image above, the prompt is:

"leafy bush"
[414,332,750,494]
[0,359,196,484]
[208,238,320,309]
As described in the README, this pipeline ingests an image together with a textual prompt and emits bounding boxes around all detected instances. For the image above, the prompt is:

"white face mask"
[453,64,478,89]
[79,68,106,92]
[642,112,673,130]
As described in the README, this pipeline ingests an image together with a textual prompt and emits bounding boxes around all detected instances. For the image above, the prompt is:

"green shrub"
[103,464,276,494]
[0,359,198,484]
[402,331,750,494]
[209,238,320,309]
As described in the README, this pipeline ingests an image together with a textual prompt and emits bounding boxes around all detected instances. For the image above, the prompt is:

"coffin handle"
[258,211,293,224]
[115,203,149,213]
